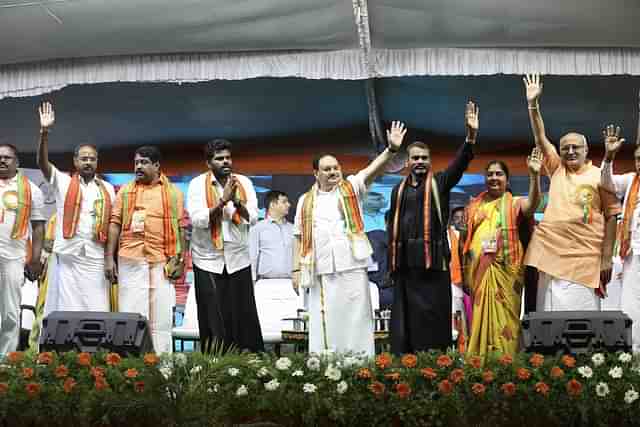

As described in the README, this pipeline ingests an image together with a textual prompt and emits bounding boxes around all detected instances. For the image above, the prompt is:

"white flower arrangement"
[264,379,280,391]
[324,364,342,382]
[591,353,605,367]
[619,352,633,363]
[577,366,593,379]
[236,385,248,397]
[207,384,219,393]
[292,370,304,377]
[609,366,623,379]
[159,367,173,380]
[625,389,639,404]
[342,356,361,368]
[275,357,292,371]
[306,357,321,371]
[190,365,202,375]
[336,381,348,394]
[257,367,270,378]
[595,382,610,397]
[228,367,240,377]
[173,353,187,367]
[303,383,317,393]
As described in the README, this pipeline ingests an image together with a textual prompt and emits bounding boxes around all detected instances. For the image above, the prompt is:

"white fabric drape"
[4,47,640,100]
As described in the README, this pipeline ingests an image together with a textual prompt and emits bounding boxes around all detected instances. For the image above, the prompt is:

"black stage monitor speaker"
[39,311,154,356]
[522,311,632,355]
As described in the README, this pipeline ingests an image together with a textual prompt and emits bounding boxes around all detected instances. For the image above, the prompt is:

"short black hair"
[205,139,232,160]
[0,144,18,156]
[73,144,98,158]
[312,153,336,171]
[450,206,465,218]
[134,145,161,163]
[265,190,288,209]
[485,160,510,180]
[406,141,430,155]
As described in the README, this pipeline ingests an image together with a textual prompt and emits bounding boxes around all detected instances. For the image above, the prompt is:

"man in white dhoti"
[522,74,620,311]
[105,146,186,353]
[292,121,406,357]
[600,123,640,350]
[37,102,115,312]
[0,144,45,355]
[249,190,299,338]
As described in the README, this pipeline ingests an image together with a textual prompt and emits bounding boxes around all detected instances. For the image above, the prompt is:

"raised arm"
[601,124,630,197]
[440,101,478,191]
[523,74,556,158]
[359,121,406,187]
[37,102,55,181]
[521,148,543,218]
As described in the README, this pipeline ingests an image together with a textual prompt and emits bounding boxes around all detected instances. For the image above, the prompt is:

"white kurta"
[293,172,375,357]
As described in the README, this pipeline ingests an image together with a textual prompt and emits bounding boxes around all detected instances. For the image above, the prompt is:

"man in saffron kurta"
[292,122,406,357]
[105,146,186,353]
[0,144,45,356]
[186,139,263,353]
[388,102,478,355]
[37,102,115,312]
[522,74,620,310]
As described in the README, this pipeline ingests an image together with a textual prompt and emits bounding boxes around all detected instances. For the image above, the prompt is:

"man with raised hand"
[388,102,477,355]
[522,74,620,311]
[37,102,115,312]
[292,121,406,357]
[0,144,45,355]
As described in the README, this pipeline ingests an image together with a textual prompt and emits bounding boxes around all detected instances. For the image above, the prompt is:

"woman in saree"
[463,148,542,359]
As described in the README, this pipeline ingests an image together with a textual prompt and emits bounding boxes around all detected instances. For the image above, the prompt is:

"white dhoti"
[602,258,624,311]
[57,253,109,312]
[308,268,374,357]
[118,257,176,354]
[536,272,600,311]
[621,255,640,352]
[42,255,60,318]
[0,257,25,355]
[254,279,301,342]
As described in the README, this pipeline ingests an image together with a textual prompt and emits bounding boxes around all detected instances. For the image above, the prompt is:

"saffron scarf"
[462,191,521,267]
[62,174,112,243]
[204,172,247,250]
[618,173,640,259]
[448,227,463,285]
[121,174,182,257]
[11,173,32,239]
[388,171,441,272]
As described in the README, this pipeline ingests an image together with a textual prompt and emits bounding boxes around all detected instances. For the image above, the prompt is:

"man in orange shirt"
[105,146,187,353]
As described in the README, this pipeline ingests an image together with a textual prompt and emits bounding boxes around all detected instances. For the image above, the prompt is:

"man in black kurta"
[388,102,478,354]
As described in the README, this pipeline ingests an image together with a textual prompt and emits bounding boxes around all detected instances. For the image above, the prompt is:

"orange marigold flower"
[77,352,91,367]
[436,355,453,368]
[421,367,438,380]
[438,379,454,395]
[396,382,412,399]
[449,368,465,384]
[22,367,34,379]
[125,368,139,379]
[357,368,372,379]
[501,382,516,397]
[468,356,482,369]
[376,353,393,370]
[471,383,486,396]
[90,367,106,378]
[535,382,550,397]
[0,383,8,395]
[516,368,531,381]
[550,366,565,379]
[54,364,69,379]
[529,353,545,368]
[384,372,401,381]
[482,370,495,384]
[94,377,109,391]
[561,355,576,369]
[143,353,159,366]
[566,379,582,397]
[134,381,145,393]
[63,378,76,394]
[37,352,53,365]
[369,381,385,396]
[7,351,24,365]
[498,354,513,366]
[25,382,41,397]
[401,354,418,369]
[105,352,122,366]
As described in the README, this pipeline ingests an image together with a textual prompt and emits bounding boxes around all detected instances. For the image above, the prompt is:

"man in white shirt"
[0,144,45,355]
[600,124,640,350]
[187,139,262,353]
[37,102,115,312]
[292,121,406,357]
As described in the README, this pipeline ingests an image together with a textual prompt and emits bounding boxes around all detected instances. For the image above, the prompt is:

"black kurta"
[389,141,474,354]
